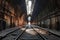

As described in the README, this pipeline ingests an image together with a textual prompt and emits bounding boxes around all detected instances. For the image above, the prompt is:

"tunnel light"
[28,1,32,7]
[28,16,31,21]
[28,22,31,27]
[28,16,31,27]
[27,0,32,15]
[28,22,31,25]
[25,0,32,15]
[25,0,36,27]
[25,0,36,15]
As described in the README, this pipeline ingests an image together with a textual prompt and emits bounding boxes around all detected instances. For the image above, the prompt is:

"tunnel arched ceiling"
[6,0,48,16]
[6,0,59,21]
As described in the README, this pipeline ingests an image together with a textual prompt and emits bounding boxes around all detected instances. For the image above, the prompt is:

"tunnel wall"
[0,0,17,31]
[39,11,60,31]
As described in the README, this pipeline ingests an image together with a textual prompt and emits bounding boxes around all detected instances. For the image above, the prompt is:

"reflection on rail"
[31,27,47,40]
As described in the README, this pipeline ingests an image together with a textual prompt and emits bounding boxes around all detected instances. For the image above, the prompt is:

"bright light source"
[25,0,36,15]
[28,22,31,27]
[27,0,32,15]
[28,1,32,7]
[28,16,31,21]
[27,16,31,27]
[28,22,31,25]
[25,0,36,27]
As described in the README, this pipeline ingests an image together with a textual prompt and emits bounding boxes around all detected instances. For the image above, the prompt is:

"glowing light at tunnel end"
[25,0,35,27]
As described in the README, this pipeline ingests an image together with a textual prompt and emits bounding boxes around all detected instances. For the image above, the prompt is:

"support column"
[10,16,13,28]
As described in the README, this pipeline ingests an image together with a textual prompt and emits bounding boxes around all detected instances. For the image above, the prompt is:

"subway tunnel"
[0,0,60,40]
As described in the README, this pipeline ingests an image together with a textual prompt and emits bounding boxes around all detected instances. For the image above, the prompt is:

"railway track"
[31,25,60,40]
[0,27,19,39]
[0,25,60,40]
[17,26,47,40]
[31,27,47,40]
[1,27,27,40]
[0,26,48,40]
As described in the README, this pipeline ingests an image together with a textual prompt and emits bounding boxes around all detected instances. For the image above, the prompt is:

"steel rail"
[31,27,47,40]
[15,27,28,40]
[0,28,20,39]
